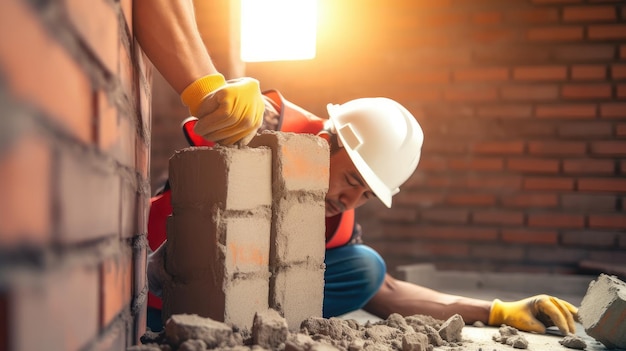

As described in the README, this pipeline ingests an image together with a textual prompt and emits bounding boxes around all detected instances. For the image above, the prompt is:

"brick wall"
[151,0,626,278]
[0,0,150,350]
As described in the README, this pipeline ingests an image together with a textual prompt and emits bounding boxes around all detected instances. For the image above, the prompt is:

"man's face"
[325,147,376,217]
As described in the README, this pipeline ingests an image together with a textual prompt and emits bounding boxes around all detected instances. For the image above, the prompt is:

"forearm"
[133,0,219,93]
[364,274,491,324]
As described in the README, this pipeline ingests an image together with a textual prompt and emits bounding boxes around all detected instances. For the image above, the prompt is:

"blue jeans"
[146,244,386,331]
[323,244,386,317]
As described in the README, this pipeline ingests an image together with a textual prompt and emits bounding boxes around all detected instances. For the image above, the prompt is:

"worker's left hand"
[488,294,578,335]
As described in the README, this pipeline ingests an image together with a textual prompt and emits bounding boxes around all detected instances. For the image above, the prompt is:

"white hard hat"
[326,98,423,208]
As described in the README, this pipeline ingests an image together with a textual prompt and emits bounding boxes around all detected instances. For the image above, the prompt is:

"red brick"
[420,209,469,224]
[528,213,585,228]
[404,70,450,84]
[506,8,560,23]
[561,84,612,99]
[473,210,524,225]
[473,141,525,155]
[618,85,626,99]
[578,178,626,192]
[528,247,588,264]
[0,0,92,143]
[12,266,99,351]
[622,161,626,174]
[502,229,558,245]
[561,231,616,247]
[562,6,617,22]
[561,194,617,211]
[557,122,613,137]
[513,66,568,80]
[526,26,584,41]
[417,156,447,171]
[409,225,498,241]
[531,0,581,3]
[394,192,446,207]
[552,45,616,62]
[611,64,626,79]
[528,141,587,156]
[65,0,118,73]
[507,158,560,173]
[466,176,522,190]
[563,159,615,174]
[618,123,626,136]
[119,41,134,102]
[444,86,498,102]
[417,12,469,27]
[477,105,533,118]
[588,24,626,39]
[393,87,442,102]
[524,177,575,190]
[120,0,132,36]
[136,137,150,179]
[422,140,467,154]
[471,245,525,261]
[447,157,504,171]
[471,29,519,44]
[472,11,502,25]
[0,134,51,246]
[501,193,559,208]
[600,103,626,118]
[588,214,626,229]
[500,84,559,100]
[571,64,607,80]
[591,141,626,156]
[446,193,497,206]
[621,45,626,59]
[101,253,133,327]
[378,208,418,222]
[57,150,121,243]
[536,104,597,119]
[453,67,509,82]
[0,293,6,351]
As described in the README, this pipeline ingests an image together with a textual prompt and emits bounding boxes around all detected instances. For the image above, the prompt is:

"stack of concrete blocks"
[249,131,329,330]
[163,145,273,330]
[163,131,329,331]
[578,274,626,349]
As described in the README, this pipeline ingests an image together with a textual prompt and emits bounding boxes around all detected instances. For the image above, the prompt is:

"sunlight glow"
[240,0,317,62]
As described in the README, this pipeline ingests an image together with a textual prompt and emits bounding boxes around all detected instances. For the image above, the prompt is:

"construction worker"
[135,0,578,337]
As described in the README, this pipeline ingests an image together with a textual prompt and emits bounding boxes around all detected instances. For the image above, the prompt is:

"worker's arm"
[364,273,491,324]
[133,0,217,93]
[364,273,578,335]
[133,0,264,145]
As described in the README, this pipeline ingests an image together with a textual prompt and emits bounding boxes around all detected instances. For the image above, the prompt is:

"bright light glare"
[240,0,317,62]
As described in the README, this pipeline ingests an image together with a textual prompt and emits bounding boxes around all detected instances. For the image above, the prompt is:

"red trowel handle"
[181,117,215,147]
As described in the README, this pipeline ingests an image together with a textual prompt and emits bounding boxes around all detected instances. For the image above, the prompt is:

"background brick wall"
[152,0,625,280]
[0,0,150,350]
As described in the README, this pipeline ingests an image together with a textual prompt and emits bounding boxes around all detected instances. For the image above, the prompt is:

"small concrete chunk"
[559,335,587,350]
[252,309,289,349]
[438,314,464,343]
[492,325,528,349]
[164,314,240,348]
[579,274,626,349]
[401,332,428,351]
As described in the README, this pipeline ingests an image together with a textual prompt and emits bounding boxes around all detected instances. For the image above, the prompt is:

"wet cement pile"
[128,309,466,351]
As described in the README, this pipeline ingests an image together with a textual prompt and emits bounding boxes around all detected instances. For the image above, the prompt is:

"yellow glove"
[181,74,264,145]
[489,294,578,335]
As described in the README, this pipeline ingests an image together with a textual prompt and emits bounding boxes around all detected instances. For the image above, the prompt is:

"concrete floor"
[340,264,620,351]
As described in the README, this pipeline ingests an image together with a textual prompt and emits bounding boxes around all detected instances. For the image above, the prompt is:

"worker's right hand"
[181,74,264,146]
[488,294,579,335]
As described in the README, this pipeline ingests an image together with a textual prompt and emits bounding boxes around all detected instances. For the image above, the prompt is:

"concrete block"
[249,131,329,193]
[165,213,217,278]
[578,274,626,349]
[222,215,271,275]
[270,264,325,330]
[224,276,271,331]
[273,198,326,265]
[169,146,272,211]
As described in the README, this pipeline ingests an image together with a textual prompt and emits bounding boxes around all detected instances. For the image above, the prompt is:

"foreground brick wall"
[151,0,626,277]
[0,1,150,350]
